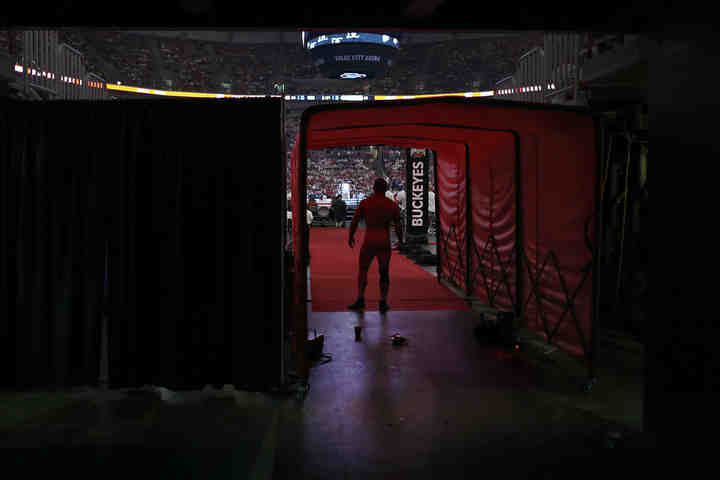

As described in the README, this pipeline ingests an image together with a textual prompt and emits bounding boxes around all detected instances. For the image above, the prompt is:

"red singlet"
[353,193,401,270]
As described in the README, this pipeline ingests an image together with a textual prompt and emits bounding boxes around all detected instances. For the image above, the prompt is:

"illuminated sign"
[406,149,429,233]
[307,33,400,50]
[334,55,381,62]
[340,72,367,79]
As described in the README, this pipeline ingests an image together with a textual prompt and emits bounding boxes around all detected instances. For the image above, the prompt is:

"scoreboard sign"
[305,31,399,80]
[406,148,429,242]
[306,33,400,50]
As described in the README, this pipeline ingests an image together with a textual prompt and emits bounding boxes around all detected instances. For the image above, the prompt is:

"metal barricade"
[20,31,108,100]
[496,34,585,105]
[494,75,516,100]
[544,33,581,103]
[87,72,108,100]
[516,47,545,103]
[22,30,59,98]
[58,42,86,100]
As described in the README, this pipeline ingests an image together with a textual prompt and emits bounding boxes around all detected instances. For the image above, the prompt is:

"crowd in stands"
[92,32,155,86]
[60,31,155,86]
[284,143,417,205]
[157,37,198,90]
[12,31,545,96]
[0,30,22,60]
[304,148,376,200]
[6,30,630,99]
[0,30,12,57]
[384,149,407,189]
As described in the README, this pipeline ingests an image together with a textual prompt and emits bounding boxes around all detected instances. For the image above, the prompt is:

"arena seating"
[16,31,542,96]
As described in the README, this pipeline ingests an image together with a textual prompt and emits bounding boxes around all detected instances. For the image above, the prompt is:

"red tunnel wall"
[293,100,597,368]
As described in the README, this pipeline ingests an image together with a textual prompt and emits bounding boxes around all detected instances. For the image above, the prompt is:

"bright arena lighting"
[340,72,367,79]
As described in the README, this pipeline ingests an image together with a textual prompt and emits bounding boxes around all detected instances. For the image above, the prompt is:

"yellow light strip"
[105,83,283,99]
[15,65,558,101]
[375,91,494,100]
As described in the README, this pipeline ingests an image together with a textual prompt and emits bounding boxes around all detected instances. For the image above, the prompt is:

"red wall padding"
[469,132,517,315]
[437,143,466,289]
[522,132,597,358]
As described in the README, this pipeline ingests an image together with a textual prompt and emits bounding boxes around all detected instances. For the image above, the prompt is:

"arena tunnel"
[290,98,602,382]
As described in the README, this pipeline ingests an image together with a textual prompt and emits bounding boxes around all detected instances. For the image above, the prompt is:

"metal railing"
[58,42,85,100]
[516,47,546,103]
[494,33,584,104]
[87,72,108,100]
[494,75,516,100]
[22,30,59,96]
[19,30,109,100]
[544,33,581,103]
[438,220,595,362]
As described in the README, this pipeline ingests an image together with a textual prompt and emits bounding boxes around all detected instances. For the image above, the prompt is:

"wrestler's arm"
[349,201,364,248]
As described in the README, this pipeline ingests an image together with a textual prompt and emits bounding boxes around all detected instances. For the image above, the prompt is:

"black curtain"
[1,100,107,389]
[1,98,284,392]
[104,98,284,391]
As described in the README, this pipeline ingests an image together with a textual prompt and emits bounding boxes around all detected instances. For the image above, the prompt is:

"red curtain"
[469,132,517,314]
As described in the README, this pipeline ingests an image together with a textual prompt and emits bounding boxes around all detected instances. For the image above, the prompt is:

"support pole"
[296,120,309,382]
[589,118,606,385]
[465,146,472,298]
[434,150,441,283]
[22,31,28,96]
[514,133,523,327]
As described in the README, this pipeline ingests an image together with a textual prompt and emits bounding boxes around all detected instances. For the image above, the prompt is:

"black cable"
[613,134,632,314]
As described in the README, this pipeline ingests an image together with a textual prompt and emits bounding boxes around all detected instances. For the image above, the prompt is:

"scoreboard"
[302,31,400,80]
[305,32,400,50]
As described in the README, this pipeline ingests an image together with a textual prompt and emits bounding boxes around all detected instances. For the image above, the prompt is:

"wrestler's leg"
[378,248,391,302]
[358,246,376,300]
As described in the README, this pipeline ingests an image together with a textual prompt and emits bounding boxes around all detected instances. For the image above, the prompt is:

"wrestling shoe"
[379,300,390,313]
[348,298,365,310]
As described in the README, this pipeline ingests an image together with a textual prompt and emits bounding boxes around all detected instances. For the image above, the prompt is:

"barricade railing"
[87,72,108,100]
[437,215,596,364]
[22,30,59,97]
[58,42,86,100]
[494,33,585,103]
[544,33,581,102]
[17,30,108,100]
[494,75,517,100]
[516,47,545,104]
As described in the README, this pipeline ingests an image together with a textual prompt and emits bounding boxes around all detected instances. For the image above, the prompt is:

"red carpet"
[309,227,470,312]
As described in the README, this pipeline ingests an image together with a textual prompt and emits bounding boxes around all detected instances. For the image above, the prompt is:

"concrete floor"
[270,301,650,479]
[0,229,653,478]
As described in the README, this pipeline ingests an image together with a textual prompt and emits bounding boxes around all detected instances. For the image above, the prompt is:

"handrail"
[59,42,83,57]
[518,46,543,63]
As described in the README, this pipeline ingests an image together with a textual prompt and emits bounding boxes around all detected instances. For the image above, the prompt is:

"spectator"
[332,194,347,228]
